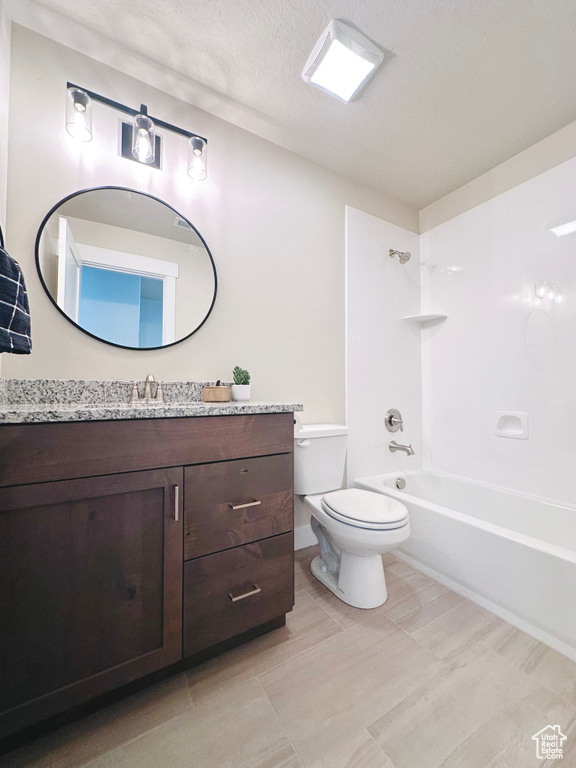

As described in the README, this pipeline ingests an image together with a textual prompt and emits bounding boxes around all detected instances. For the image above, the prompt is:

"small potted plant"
[231,366,251,401]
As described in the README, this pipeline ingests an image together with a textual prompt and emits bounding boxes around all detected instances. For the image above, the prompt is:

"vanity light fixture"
[534,279,562,303]
[132,110,156,165]
[65,83,208,179]
[550,220,576,237]
[65,87,93,142]
[187,136,207,181]
[302,20,384,102]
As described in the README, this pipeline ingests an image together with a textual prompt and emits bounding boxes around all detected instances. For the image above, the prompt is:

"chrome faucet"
[128,374,165,405]
[389,440,415,456]
[144,374,155,402]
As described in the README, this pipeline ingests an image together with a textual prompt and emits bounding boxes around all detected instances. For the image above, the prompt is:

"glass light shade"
[66,87,93,142]
[534,279,549,300]
[534,279,562,303]
[132,114,156,164]
[187,136,207,181]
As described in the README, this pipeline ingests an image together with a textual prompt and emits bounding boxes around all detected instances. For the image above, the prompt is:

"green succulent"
[233,366,251,385]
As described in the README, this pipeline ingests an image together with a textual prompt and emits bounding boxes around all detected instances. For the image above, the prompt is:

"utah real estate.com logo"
[532,725,567,760]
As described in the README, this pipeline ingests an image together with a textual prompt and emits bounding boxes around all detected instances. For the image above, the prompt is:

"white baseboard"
[394,550,576,664]
[294,523,316,551]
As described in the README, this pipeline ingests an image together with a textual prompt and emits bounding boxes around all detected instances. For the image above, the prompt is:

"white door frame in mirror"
[60,219,178,345]
[57,217,81,322]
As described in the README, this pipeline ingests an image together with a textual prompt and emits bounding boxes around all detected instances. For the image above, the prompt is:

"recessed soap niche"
[495,411,529,440]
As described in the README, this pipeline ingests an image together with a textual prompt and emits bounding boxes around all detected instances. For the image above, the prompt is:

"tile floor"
[3,546,576,768]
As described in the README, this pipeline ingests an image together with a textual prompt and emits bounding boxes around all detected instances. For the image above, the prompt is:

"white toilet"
[295,424,410,609]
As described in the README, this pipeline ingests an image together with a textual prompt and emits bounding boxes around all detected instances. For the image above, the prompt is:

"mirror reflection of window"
[55,214,177,347]
[36,188,217,350]
[56,213,178,347]
[79,267,164,348]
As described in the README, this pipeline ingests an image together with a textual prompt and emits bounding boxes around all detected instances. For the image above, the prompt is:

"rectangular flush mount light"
[302,20,384,102]
[550,220,576,237]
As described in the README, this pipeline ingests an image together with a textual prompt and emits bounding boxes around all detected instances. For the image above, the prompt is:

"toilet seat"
[321,488,408,531]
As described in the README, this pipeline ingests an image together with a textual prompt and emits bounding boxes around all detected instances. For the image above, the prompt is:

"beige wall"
[420,119,576,232]
[4,26,418,422]
[0,4,10,378]
[0,3,9,232]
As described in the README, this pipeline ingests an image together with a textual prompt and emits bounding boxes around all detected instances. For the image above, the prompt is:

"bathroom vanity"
[0,388,301,741]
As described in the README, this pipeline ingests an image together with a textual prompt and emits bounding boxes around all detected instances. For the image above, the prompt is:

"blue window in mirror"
[79,266,163,348]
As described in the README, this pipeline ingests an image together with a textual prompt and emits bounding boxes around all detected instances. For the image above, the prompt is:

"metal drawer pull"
[229,500,262,510]
[174,485,179,522]
[229,584,261,602]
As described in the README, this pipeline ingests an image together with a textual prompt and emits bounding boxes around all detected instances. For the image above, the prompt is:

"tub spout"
[389,440,415,456]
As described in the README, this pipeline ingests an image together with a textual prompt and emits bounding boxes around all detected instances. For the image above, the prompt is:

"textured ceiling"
[30,0,576,208]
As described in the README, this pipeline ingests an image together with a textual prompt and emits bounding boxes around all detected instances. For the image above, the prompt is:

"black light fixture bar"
[66,82,207,143]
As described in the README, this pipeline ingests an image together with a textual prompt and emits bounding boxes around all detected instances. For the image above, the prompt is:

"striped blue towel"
[0,246,32,354]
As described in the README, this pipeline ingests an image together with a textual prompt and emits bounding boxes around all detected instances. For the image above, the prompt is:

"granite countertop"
[0,379,303,425]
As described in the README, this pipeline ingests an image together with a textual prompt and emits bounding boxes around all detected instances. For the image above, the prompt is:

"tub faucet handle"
[385,408,404,433]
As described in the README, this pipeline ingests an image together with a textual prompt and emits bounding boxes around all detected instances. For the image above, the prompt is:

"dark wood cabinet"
[0,413,292,487]
[184,533,294,656]
[184,454,294,559]
[0,412,294,742]
[0,468,183,737]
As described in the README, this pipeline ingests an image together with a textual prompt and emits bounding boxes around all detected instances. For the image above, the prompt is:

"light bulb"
[132,114,155,164]
[66,87,92,142]
[534,279,563,304]
[534,280,548,299]
[187,136,207,180]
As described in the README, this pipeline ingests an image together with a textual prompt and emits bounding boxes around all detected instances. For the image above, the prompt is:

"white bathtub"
[355,469,576,661]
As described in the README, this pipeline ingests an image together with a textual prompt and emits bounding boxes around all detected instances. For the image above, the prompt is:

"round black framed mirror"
[35,187,217,350]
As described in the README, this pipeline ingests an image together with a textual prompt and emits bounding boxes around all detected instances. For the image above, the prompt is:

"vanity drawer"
[0,414,293,487]
[184,454,293,560]
[183,533,294,657]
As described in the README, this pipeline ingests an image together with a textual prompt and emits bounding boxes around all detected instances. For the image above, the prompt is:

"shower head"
[389,248,411,264]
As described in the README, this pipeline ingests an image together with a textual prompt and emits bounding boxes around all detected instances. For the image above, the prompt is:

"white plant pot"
[231,384,251,401]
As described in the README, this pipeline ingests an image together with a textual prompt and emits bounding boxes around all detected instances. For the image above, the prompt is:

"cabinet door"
[0,467,183,737]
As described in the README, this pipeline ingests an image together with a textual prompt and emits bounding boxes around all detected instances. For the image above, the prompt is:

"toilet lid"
[322,489,408,530]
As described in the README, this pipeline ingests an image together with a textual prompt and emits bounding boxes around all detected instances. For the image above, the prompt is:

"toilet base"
[310,553,388,609]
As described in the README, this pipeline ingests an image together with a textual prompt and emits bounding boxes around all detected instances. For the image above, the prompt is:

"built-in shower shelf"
[403,313,447,323]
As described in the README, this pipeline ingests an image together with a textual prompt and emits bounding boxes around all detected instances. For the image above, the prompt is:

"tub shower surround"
[0,379,302,423]
[356,469,576,662]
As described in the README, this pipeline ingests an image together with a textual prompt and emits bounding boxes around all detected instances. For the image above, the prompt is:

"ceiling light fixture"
[550,220,576,237]
[302,20,384,102]
[65,83,208,180]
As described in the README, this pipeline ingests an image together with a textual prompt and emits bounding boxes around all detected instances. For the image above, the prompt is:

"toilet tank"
[293,424,348,495]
